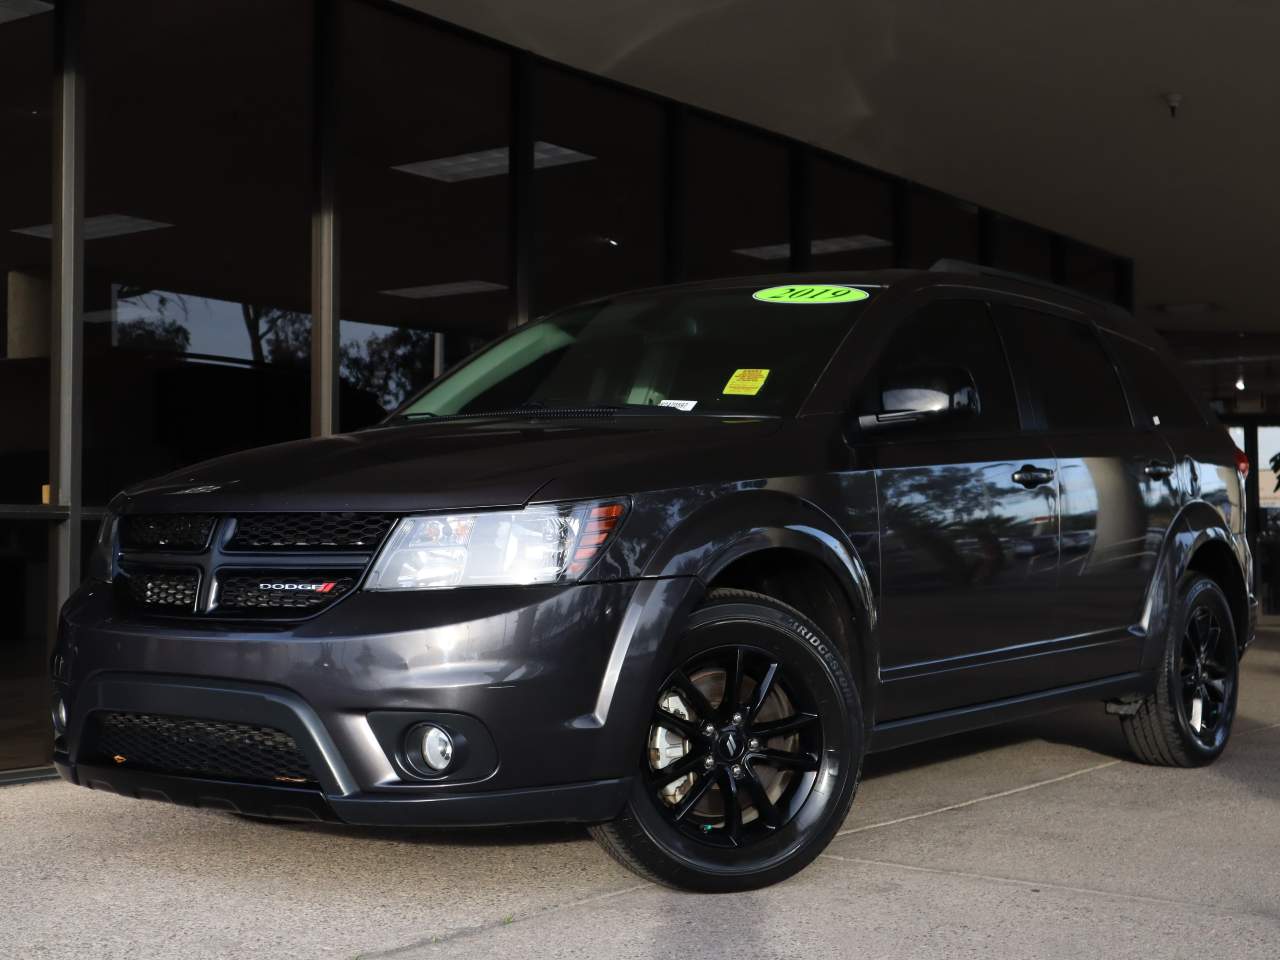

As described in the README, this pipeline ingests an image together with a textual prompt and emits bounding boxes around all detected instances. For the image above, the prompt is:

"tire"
[1121,572,1239,767]
[589,588,863,891]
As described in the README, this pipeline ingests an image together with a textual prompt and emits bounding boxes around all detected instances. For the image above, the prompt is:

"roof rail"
[928,258,1123,314]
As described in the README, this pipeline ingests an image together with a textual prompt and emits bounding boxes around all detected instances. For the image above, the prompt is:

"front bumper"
[52,576,698,825]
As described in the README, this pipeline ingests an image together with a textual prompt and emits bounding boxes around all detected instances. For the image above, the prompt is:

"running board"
[868,672,1151,753]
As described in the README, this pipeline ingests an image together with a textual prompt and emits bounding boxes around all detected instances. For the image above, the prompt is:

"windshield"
[396,286,874,419]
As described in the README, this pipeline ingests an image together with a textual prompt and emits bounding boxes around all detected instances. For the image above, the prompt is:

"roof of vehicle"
[596,261,1154,348]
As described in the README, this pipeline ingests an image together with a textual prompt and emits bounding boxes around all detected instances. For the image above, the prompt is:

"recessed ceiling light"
[13,214,173,241]
[733,234,892,261]
[393,141,595,183]
[380,281,507,299]
[0,0,54,26]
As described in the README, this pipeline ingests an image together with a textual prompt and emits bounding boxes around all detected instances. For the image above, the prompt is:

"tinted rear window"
[995,305,1131,432]
[1105,332,1204,429]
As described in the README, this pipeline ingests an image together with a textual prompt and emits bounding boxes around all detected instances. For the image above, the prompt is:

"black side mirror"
[857,364,980,432]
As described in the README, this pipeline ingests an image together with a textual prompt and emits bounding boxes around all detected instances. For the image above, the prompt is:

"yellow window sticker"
[723,368,770,396]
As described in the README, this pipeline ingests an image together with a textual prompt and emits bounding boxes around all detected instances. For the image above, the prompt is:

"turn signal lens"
[568,503,627,577]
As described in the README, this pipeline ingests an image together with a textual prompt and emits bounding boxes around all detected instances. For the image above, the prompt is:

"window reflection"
[906,189,980,267]
[0,7,53,504]
[82,0,314,502]
[336,0,511,430]
[809,156,894,271]
[533,64,664,315]
[683,116,789,280]
[0,520,50,770]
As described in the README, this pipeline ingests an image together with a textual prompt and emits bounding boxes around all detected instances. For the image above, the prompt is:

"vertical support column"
[1245,422,1260,595]
[432,333,445,379]
[49,0,85,626]
[788,144,812,273]
[662,103,686,284]
[310,0,340,436]
[509,52,533,328]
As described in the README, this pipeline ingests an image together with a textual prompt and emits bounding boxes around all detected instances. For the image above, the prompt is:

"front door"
[856,298,1061,721]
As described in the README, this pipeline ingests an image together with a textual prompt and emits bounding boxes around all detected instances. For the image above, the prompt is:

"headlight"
[365,500,626,591]
[86,512,117,583]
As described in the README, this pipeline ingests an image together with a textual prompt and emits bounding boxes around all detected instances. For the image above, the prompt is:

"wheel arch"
[1151,501,1251,660]
[702,544,876,730]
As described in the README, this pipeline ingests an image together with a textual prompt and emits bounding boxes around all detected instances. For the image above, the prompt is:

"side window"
[1104,332,1204,429]
[995,305,1130,432]
[863,299,1019,434]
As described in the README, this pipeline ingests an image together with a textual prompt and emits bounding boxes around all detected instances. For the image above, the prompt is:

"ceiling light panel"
[13,214,173,241]
[393,142,594,182]
[380,281,508,299]
[0,0,54,26]
[733,234,892,261]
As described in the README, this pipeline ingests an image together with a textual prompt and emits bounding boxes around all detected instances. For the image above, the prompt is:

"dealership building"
[3,0,1263,778]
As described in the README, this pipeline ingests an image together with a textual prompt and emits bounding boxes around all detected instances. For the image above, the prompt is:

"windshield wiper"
[390,403,778,424]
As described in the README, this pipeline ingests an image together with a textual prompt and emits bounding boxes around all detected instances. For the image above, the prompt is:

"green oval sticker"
[753,284,869,304]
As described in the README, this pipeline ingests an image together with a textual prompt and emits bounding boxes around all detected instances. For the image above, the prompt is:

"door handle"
[1011,465,1055,488]
[1144,460,1174,480]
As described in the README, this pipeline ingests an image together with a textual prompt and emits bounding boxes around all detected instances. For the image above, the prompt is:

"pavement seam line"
[818,852,1267,920]
[357,881,649,959]
[1236,719,1280,737]
[835,759,1121,838]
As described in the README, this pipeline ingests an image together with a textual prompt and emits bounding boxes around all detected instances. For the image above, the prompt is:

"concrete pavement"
[4,631,1279,959]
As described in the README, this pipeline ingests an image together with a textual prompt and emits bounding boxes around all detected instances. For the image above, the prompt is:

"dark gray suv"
[52,266,1254,890]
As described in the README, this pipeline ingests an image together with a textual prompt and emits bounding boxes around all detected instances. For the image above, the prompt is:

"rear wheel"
[589,589,862,891]
[1121,573,1239,767]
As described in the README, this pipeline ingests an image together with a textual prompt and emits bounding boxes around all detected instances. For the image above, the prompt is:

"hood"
[119,415,788,514]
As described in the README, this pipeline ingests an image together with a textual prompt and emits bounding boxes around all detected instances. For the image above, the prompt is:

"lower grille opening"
[88,712,318,788]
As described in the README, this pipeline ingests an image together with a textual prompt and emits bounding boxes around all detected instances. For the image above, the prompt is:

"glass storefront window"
[808,156,894,271]
[0,520,50,771]
[990,215,1054,281]
[81,0,314,504]
[1063,239,1121,303]
[905,188,980,268]
[337,0,511,431]
[683,116,789,281]
[533,64,664,316]
[0,7,53,504]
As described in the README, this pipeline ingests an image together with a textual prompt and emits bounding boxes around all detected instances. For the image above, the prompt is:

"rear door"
[995,301,1177,667]
[862,297,1061,721]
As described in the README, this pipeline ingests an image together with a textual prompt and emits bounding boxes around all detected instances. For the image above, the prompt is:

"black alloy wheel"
[1121,572,1240,766]
[647,644,822,849]
[590,589,862,891]
[1177,604,1234,749]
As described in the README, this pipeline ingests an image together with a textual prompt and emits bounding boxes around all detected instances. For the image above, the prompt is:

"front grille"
[90,712,317,787]
[121,567,200,611]
[120,514,216,551]
[215,571,358,614]
[227,513,395,551]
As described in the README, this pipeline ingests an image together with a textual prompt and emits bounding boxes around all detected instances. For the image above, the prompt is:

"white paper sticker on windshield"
[659,399,698,411]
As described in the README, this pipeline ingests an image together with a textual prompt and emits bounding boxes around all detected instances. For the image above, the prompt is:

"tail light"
[1235,447,1250,478]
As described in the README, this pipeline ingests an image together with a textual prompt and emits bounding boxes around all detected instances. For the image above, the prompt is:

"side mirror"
[857,364,980,432]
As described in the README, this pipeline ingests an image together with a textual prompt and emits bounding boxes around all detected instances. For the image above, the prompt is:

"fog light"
[52,697,67,735]
[421,725,454,771]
